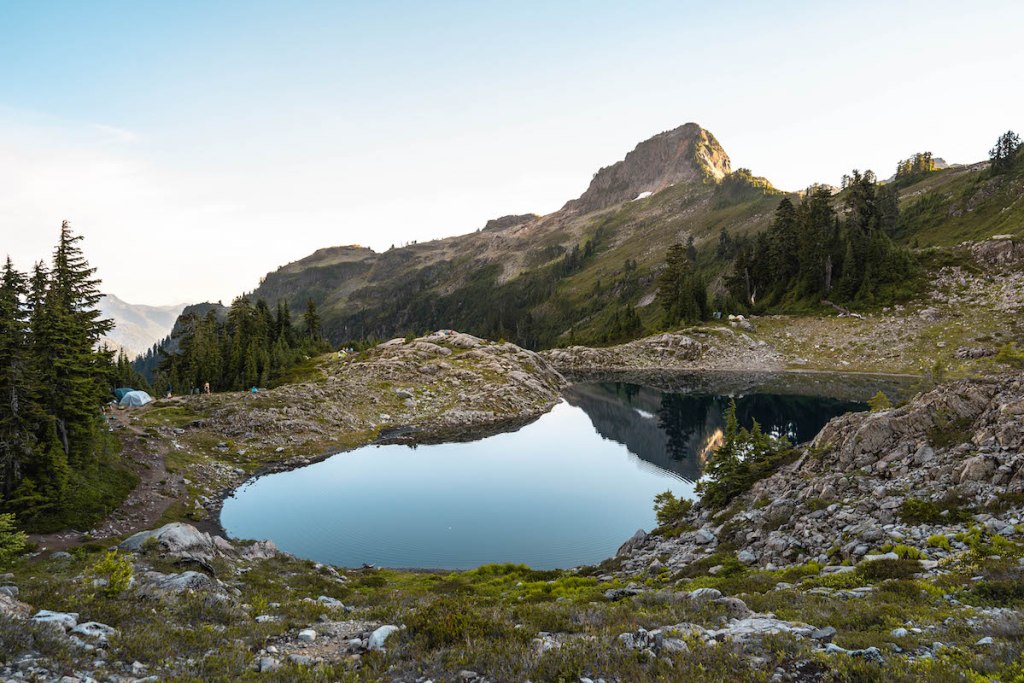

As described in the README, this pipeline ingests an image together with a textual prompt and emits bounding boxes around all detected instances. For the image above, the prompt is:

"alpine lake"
[220,373,915,570]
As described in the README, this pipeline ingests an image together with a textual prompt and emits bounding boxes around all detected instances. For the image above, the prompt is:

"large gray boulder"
[30,609,78,630]
[120,522,277,561]
[139,570,228,600]
[121,523,217,558]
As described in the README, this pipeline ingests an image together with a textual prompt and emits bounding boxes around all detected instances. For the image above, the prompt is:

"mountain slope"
[99,294,187,357]
[225,124,1022,350]
[250,123,778,347]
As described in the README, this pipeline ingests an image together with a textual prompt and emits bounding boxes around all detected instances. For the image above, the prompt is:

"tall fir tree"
[34,222,114,469]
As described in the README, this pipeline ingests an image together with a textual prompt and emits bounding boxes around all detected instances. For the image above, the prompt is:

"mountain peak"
[564,123,731,214]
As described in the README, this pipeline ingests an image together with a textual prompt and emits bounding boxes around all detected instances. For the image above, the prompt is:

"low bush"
[899,497,970,525]
[86,550,134,597]
[653,490,693,527]
[856,559,920,582]
[405,598,528,650]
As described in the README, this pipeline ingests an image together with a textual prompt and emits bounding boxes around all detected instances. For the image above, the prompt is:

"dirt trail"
[29,408,185,553]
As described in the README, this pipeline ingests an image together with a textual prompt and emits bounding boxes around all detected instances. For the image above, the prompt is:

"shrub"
[899,497,970,525]
[405,597,526,650]
[0,513,27,568]
[995,342,1024,368]
[926,410,973,449]
[927,535,951,551]
[856,558,919,582]
[867,391,892,412]
[891,544,924,560]
[653,491,693,527]
[970,579,1024,606]
[87,550,134,597]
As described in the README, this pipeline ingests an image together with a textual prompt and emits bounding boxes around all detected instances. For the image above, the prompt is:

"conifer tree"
[0,259,36,499]
[304,299,323,341]
[989,130,1021,174]
[34,222,113,468]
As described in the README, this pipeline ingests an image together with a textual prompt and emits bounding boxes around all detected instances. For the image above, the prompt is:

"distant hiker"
[166,384,173,399]
[203,382,211,394]
[250,386,258,398]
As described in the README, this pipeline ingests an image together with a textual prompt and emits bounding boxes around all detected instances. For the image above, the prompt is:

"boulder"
[616,529,648,556]
[120,523,217,558]
[688,588,723,603]
[0,593,32,620]
[30,609,78,630]
[139,570,226,600]
[959,455,997,484]
[70,621,117,644]
[121,522,277,561]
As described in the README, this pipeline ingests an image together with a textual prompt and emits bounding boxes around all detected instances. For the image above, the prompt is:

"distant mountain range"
[99,294,187,357]
[172,121,1023,350]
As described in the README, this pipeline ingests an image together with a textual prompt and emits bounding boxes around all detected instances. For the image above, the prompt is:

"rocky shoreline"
[615,374,1024,574]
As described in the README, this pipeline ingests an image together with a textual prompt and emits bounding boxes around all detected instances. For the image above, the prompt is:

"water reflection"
[563,381,868,483]
[221,373,906,569]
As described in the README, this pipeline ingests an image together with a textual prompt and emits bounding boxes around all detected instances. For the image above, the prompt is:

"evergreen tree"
[989,130,1022,174]
[2,223,126,528]
[729,173,914,311]
[304,299,323,341]
[34,222,113,469]
[0,259,37,499]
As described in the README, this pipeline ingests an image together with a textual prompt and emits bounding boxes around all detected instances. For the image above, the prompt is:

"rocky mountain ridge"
[562,123,730,214]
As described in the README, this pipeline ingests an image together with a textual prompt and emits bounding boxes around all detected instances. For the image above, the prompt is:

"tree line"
[0,223,134,530]
[152,297,330,394]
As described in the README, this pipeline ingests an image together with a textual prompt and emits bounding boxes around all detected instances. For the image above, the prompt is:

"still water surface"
[221,377,886,569]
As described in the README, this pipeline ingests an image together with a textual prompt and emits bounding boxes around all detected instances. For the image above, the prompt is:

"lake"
[221,374,906,569]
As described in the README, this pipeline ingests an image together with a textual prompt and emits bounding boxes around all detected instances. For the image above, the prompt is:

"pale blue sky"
[1,0,1022,304]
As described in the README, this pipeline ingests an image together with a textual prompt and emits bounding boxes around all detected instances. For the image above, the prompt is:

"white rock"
[298,628,317,643]
[31,610,79,631]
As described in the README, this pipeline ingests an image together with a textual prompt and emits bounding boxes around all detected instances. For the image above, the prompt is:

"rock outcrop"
[190,331,567,449]
[971,235,1023,267]
[542,327,783,374]
[120,522,277,562]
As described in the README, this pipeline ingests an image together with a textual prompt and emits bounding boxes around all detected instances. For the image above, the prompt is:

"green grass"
[8,535,1024,682]
[895,154,1024,246]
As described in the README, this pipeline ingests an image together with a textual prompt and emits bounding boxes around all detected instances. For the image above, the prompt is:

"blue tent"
[113,387,135,401]
[118,391,153,408]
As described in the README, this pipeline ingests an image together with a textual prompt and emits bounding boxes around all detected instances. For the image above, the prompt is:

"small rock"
[70,621,117,644]
[255,656,280,673]
[811,626,837,642]
[298,628,317,643]
[688,587,723,603]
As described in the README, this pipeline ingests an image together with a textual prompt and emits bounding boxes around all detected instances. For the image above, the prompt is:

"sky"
[1,0,1022,306]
